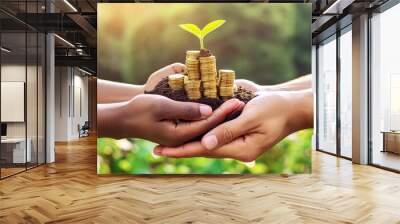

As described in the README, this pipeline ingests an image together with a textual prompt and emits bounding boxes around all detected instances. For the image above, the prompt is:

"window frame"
[315,21,353,160]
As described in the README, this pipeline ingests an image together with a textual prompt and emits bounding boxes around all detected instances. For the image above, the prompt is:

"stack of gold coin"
[185,50,201,80]
[168,73,185,90]
[199,55,218,98]
[218,69,235,97]
[202,80,218,98]
[184,79,201,99]
[199,56,217,82]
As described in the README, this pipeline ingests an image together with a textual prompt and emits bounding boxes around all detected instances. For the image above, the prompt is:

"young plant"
[179,19,226,49]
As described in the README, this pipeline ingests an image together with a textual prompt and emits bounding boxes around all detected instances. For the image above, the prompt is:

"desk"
[382,131,400,155]
[1,138,31,163]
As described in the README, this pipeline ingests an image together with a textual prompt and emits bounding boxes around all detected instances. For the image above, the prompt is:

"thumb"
[158,98,212,121]
[170,62,186,73]
[201,115,249,150]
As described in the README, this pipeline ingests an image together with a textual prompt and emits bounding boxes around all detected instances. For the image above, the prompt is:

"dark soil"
[145,77,256,120]
[199,48,212,57]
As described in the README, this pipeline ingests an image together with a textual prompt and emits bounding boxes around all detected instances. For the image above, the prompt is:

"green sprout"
[179,19,226,49]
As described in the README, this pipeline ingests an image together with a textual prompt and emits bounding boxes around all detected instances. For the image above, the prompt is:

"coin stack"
[199,55,218,98]
[168,73,185,90]
[185,79,202,100]
[185,50,201,80]
[218,69,235,97]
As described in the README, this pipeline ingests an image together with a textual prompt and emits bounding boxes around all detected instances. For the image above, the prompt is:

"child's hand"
[98,94,244,147]
[144,63,186,92]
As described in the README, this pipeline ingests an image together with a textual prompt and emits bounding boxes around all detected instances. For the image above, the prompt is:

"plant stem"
[200,38,204,49]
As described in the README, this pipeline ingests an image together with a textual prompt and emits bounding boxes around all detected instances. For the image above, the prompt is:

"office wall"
[55,67,89,141]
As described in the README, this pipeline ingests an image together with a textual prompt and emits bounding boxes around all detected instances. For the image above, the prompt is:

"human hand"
[144,63,186,92]
[153,90,313,162]
[98,94,244,147]
[234,79,259,92]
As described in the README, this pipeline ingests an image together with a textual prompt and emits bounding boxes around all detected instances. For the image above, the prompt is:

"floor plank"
[0,136,400,224]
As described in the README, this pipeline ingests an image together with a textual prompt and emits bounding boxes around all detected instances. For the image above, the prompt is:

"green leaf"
[201,20,226,38]
[179,23,202,40]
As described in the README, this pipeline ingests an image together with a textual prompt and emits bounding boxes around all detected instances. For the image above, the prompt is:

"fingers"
[171,99,245,141]
[157,98,213,121]
[200,112,252,150]
[145,63,186,92]
[170,63,186,73]
[153,136,254,162]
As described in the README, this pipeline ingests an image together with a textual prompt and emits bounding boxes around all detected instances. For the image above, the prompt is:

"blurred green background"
[98,130,312,174]
[97,3,312,174]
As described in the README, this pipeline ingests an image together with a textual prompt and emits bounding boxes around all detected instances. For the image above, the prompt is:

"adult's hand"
[144,63,186,92]
[153,90,313,162]
[98,94,244,147]
[234,79,259,92]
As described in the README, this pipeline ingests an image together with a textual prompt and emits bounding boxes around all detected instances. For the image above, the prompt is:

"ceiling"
[0,0,392,74]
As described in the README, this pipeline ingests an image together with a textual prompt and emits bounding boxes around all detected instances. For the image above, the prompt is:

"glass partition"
[0,2,46,179]
[339,27,352,158]
[1,30,28,177]
[317,35,337,154]
[370,3,400,171]
[38,32,45,165]
[27,30,38,169]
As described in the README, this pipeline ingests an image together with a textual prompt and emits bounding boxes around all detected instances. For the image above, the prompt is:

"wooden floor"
[1,136,400,224]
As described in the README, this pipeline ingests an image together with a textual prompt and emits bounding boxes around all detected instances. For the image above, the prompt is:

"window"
[370,3,400,171]
[317,35,337,154]
[339,27,352,158]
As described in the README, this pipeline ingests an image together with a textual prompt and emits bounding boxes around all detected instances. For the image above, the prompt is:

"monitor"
[1,123,7,137]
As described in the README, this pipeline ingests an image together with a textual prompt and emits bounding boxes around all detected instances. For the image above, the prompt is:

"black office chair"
[79,121,90,138]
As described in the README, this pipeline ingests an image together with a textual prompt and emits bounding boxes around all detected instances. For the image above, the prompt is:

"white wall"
[55,67,89,141]
[1,63,46,163]
[1,65,29,138]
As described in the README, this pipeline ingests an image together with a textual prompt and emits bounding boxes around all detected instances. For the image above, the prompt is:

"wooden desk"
[382,131,400,154]
[1,138,31,163]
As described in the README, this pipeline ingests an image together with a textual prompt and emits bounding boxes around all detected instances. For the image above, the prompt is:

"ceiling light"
[1,47,11,53]
[63,0,78,12]
[323,0,354,15]
[78,67,93,76]
[54,34,75,48]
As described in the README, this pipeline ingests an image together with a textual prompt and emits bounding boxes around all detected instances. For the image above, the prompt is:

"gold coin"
[219,70,235,85]
[219,86,234,96]
[186,50,200,60]
[187,91,201,100]
[219,69,235,74]
[169,73,185,80]
[184,75,189,84]
[204,92,218,98]
[202,80,217,89]
[188,75,200,80]
[204,89,217,93]
[168,74,185,90]
[199,56,216,62]
[201,75,217,82]
[184,80,201,88]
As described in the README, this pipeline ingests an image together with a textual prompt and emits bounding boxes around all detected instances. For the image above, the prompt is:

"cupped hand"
[98,94,245,147]
[153,90,313,162]
[144,63,186,92]
[234,79,259,92]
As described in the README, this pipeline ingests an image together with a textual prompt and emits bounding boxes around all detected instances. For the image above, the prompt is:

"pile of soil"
[145,77,256,120]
